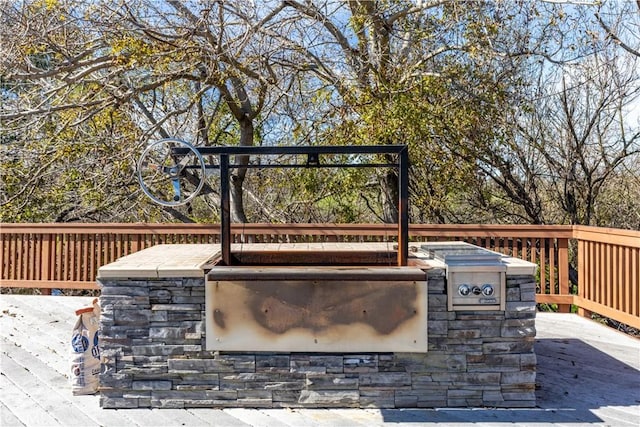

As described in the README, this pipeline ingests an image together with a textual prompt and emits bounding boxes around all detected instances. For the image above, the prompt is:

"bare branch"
[595,10,640,58]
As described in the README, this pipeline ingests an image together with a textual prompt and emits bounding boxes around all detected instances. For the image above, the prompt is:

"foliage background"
[1,0,639,229]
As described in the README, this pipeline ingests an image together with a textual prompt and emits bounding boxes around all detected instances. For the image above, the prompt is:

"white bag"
[70,298,101,395]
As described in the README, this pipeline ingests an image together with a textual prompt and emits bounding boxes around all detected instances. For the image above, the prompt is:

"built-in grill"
[421,242,506,311]
[96,139,540,410]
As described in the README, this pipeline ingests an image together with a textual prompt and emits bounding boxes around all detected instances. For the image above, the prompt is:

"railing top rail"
[573,225,640,248]
[0,223,219,234]
[408,224,574,238]
[1,223,575,238]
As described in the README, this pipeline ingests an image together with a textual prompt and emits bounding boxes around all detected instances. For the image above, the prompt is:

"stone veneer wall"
[98,269,536,409]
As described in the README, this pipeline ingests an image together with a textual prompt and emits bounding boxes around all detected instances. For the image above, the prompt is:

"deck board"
[1,294,639,426]
[0,369,62,426]
[187,408,253,426]
[534,315,640,427]
[115,408,216,427]
[263,408,370,427]
[0,401,25,427]
[222,408,294,427]
[1,354,98,426]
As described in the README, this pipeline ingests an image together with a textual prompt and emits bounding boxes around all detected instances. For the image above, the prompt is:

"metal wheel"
[137,138,206,207]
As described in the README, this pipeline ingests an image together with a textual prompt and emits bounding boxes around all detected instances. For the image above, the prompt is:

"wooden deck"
[1,295,638,426]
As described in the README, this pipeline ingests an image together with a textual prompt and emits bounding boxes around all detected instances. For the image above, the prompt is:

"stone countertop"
[97,244,220,278]
[96,242,537,279]
[501,256,539,276]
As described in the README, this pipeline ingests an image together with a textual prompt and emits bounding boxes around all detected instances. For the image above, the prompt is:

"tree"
[263,0,540,224]
[521,51,639,225]
[1,0,144,222]
[464,1,640,226]
[1,0,294,223]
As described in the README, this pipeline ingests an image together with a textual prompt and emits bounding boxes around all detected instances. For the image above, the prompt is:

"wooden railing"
[573,226,640,330]
[1,223,638,328]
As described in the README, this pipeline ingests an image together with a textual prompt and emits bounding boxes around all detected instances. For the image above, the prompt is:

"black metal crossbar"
[175,145,406,155]
[185,163,395,170]
[176,145,409,266]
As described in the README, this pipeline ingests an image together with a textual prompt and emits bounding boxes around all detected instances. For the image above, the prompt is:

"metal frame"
[179,145,409,266]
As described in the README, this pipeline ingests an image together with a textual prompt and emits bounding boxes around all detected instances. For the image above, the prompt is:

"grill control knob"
[472,286,482,295]
[482,284,495,296]
[458,284,471,296]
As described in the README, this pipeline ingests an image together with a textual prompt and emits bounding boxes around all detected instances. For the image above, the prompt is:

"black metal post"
[220,154,231,265]
[398,146,409,266]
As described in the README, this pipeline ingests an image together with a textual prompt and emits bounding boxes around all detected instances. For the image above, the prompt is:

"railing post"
[40,233,52,295]
[557,237,570,313]
[0,232,6,284]
[576,237,586,318]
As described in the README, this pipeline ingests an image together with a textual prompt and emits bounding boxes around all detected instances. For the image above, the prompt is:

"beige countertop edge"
[97,267,161,279]
[97,266,206,279]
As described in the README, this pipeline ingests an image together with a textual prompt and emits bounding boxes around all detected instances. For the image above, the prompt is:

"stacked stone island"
[98,243,536,409]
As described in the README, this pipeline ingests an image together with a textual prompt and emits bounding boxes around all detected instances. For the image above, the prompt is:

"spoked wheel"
[137,138,206,207]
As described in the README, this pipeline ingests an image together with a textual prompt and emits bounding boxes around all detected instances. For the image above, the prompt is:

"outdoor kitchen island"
[97,241,538,409]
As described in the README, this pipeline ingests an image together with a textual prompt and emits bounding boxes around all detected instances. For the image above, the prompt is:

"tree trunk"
[230,174,247,223]
[380,169,399,223]
[229,117,252,223]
